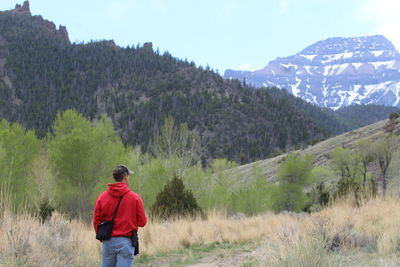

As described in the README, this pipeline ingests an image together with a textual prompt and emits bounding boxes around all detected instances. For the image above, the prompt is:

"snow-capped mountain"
[224,35,400,109]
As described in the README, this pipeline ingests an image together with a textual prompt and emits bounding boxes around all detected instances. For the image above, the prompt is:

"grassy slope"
[229,118,400,192]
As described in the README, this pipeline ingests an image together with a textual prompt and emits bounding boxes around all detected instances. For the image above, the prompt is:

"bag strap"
[111,195,123,222]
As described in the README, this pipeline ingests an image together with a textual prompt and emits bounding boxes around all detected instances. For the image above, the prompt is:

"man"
[93,165,147,267]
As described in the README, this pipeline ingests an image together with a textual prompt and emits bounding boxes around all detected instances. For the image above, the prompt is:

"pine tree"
[150,175,203,220]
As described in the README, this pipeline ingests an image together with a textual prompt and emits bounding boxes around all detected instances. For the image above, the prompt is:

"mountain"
[0,1,351,164]
[224,35,400,110]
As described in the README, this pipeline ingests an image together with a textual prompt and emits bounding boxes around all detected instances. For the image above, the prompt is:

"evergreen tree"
[150,175,203,220]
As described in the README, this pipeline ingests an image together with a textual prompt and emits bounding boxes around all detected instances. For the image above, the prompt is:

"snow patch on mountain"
[224,35,400,109]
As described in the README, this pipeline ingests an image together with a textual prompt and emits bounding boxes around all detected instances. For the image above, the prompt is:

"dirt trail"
[187,242,265,267]
[137,240,267,266]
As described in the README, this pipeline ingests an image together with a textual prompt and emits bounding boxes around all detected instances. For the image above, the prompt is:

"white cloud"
[360,0,400,51]
[236,64,260,71]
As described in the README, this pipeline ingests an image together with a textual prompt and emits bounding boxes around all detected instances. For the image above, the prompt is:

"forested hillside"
[332,104,400,130]
[0,6,395,164]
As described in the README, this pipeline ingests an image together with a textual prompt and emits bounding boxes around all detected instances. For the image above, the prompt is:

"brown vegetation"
[1,197,400,266]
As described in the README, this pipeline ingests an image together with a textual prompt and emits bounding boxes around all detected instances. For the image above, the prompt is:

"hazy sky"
[1,0,399,74]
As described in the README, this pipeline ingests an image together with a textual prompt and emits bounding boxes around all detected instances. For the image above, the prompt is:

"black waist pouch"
[96,221,113,241]
[131,231,139,255]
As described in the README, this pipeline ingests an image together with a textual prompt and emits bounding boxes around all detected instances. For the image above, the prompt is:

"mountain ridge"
[0,2,345,164]
[225,35,400,110]
[0,3,398,164]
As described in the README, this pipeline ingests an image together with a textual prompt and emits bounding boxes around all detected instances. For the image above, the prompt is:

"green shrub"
[150,175,203,220]
[268,148,284,158]
[304,182,330,213]
[310,138,320,146]
[38,199,54,223]
[389,112,399,120]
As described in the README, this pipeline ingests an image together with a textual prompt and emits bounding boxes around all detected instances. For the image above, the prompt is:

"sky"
[0,0,399,74]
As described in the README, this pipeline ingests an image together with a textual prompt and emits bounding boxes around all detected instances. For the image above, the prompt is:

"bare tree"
[150,116,201,168]
[355,139,377,189]
[375,134,398,195]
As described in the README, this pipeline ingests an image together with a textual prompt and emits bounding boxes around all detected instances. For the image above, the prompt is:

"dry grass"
[257,197,400,266]
[0,211,99,266]
[141,210,298,255]
[1,196,400,266]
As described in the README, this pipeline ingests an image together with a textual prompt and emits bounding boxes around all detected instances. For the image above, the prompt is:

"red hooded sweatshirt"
[93,182,147,237]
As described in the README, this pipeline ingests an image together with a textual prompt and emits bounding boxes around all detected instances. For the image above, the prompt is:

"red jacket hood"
[106,182,131,197]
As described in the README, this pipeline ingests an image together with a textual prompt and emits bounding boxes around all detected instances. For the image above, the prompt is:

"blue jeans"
[102,237,135,267]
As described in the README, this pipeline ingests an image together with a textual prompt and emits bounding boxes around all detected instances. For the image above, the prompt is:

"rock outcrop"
[13,0,30,16]
[10,1,70,43]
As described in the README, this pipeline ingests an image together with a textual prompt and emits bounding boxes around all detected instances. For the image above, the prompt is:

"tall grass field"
[1,196,400,266]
